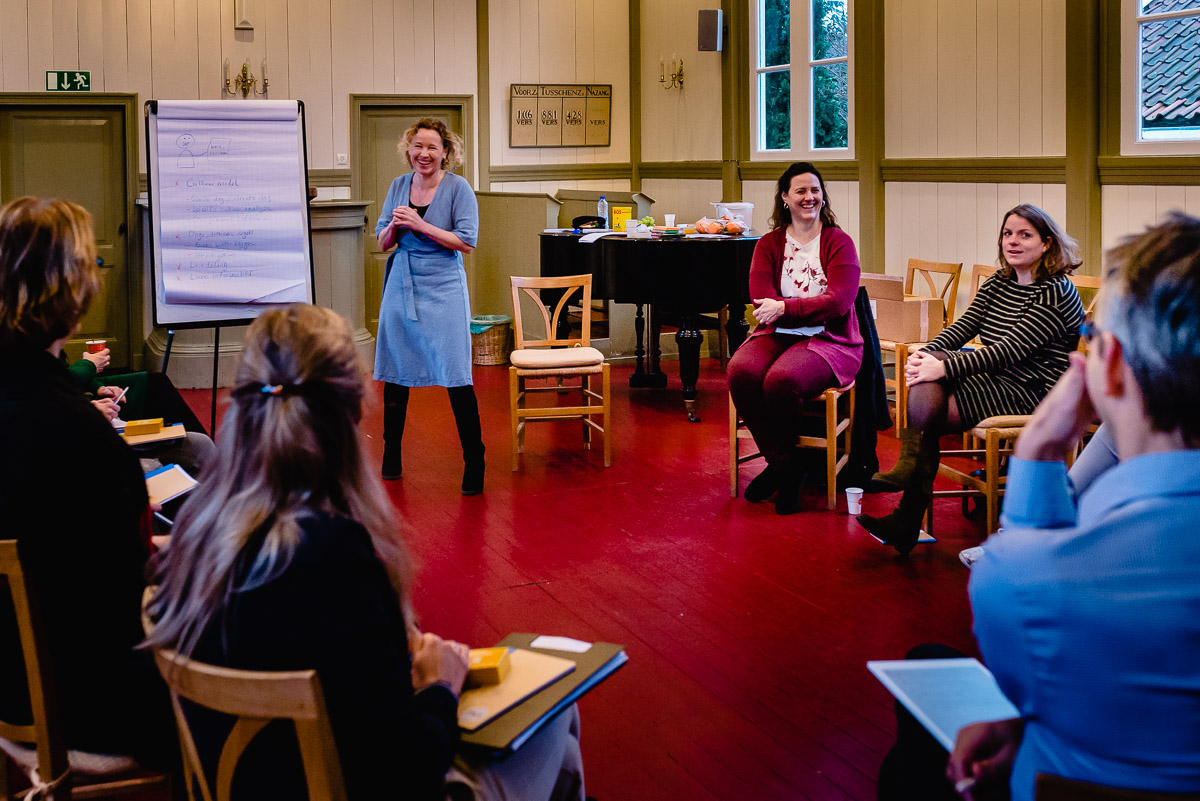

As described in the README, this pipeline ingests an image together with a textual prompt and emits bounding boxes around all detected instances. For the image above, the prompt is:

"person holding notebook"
[144,305,584,801]
[948,214,1200,797]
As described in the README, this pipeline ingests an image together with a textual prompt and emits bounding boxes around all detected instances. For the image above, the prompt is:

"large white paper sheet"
[155,116,309,305]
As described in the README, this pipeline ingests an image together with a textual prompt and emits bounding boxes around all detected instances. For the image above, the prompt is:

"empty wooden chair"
[0,539,170,801]
[879,259,964,434]
[509,274,612,471]
[151,648,347,801]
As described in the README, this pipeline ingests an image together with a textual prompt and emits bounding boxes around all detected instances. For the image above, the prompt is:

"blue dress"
[373,171,479,387]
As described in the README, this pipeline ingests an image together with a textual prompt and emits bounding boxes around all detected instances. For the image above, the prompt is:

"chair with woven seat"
[509,274,612,471]
[880,259,964,435]
[0,539,171,801]
[729,382,856,510]
[150,647,347,801]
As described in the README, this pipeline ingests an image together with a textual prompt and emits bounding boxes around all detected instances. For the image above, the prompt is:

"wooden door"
[0,106,130,366]
[358,104,464,337]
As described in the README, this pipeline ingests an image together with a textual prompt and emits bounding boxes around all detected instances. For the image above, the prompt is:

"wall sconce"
[224,58,269,98]
[659,55,684,90]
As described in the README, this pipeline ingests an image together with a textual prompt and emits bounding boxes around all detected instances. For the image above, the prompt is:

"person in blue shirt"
[948,213,1200,798]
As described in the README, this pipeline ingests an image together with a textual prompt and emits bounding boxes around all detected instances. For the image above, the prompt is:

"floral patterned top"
[776,230,827,336]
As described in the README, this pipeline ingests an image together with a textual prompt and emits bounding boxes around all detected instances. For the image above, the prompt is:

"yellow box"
[610,205,633,231]
[466,647,513,688]
[123,418,164,436]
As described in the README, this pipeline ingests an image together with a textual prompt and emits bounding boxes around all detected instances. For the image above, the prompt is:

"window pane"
[1141,0,1200,16]
[1140,16,1200,140]
[812,62,848,149]
[812,0,848,61]
[762,0,790,68]
[762,70,791,150]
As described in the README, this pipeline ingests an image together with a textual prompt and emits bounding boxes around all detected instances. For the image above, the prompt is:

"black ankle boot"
[774,462,808,516]
[462,450,485,496]
[449,386,485,495]
[382,383,409,481]
[744,463,783,502]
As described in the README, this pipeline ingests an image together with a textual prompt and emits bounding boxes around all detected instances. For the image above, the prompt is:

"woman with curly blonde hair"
[374,117,484,494]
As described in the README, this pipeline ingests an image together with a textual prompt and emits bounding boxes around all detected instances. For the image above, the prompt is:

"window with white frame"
[1123,0,1200,152]
[752,0,852,157]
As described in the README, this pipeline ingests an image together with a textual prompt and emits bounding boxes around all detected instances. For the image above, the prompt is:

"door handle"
[118,222,127,235]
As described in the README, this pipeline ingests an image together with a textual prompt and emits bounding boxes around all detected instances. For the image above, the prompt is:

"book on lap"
[144,463,198,506]
[458,633,628,755]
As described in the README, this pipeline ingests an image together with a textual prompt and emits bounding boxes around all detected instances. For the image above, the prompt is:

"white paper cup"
[664,213,676,227]
[846,487,864,515]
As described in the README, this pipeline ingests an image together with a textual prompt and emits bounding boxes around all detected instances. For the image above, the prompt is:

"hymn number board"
[510,84,612,148]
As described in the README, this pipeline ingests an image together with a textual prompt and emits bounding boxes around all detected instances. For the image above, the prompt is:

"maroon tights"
[728,334,837,465]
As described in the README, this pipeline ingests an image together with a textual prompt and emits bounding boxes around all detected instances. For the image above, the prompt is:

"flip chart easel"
[145,99,316,434]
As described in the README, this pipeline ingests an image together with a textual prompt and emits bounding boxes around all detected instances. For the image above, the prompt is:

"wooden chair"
[1036,773,1200,800]
[151,648,347,801]
[0,540,170,801]
[880,259,964,435]
[931,271,1103,535]
[509,274,612,471]
[729,383,855,510]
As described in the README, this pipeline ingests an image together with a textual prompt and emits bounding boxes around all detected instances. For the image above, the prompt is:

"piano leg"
[629,303,667,388]
[676,315,703,423]
[725,303,749,356]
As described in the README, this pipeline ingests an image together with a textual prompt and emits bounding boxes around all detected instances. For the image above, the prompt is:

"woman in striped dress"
[858,204,1085,553]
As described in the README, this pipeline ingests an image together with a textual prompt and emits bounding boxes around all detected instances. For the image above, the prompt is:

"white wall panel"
[884,182,1068,316]
[884,0,1065,159]
[488,0,629,168]
[1101,185,1200,253]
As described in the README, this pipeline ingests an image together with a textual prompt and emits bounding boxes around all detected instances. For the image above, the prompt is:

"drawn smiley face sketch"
[176,134,196,150]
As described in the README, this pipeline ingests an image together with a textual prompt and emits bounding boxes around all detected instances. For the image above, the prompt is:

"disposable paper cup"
[86,339,106,353]
[846,487,864,515]
[664,213,676,227]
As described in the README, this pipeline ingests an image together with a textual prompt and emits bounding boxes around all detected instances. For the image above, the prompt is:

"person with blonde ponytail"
[144,305,585,801]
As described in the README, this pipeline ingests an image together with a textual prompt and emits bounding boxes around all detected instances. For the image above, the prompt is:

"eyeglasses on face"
[1079,314,1100,344]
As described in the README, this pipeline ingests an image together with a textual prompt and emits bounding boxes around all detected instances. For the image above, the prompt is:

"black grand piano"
[540,232,761,421]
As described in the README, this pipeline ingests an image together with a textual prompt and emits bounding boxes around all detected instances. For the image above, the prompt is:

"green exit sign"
[46,71,91,91]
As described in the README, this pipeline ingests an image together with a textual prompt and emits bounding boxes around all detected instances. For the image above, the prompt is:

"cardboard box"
[874,297,944,343]
[123,418,164,436]
[860,273,905,301]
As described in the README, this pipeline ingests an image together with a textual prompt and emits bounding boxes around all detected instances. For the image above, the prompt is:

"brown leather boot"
[858,442,941,555]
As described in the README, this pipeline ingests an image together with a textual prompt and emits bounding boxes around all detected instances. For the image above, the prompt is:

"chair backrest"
[969,263,1000,302]
[1035,773,1200,801]
[152,648,348,801]
[905,259,964,325]
[509,274,594,350]
[0,539,70,791]
[1068,272,1102,314]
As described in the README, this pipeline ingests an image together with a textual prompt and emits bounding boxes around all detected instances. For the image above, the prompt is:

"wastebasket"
[470,314,513,365]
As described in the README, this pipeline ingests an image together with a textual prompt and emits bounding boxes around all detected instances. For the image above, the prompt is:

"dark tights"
[905,352,967,434]
[383,382,484,460]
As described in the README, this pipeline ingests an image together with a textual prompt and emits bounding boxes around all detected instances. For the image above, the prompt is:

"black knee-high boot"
[448,385,485,495]
[382,383,409,480]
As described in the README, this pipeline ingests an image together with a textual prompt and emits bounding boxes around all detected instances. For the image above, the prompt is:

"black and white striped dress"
[921,272,1085,426]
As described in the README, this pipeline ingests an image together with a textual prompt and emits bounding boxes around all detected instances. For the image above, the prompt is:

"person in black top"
[0,196,174,767]
[144,304,585,801]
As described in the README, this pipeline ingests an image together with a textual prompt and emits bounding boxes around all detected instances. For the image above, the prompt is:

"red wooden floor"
[182,359,985,801]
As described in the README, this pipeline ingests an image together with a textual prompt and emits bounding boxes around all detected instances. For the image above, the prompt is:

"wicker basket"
[470,315,513,365]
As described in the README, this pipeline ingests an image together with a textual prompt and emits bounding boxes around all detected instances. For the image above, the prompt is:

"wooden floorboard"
[180,357,985,800]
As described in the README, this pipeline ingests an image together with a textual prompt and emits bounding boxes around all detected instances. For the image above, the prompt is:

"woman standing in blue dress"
[375,118,484,494]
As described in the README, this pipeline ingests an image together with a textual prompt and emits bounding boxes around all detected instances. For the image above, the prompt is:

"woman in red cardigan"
[728,162,863,514]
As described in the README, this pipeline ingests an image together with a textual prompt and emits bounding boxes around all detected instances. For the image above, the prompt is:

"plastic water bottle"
[597,195,608,229]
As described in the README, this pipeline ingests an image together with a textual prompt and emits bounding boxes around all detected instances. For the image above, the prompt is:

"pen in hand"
[111,386,130,405]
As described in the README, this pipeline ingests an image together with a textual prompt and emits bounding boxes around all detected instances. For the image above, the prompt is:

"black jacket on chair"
[844,285,892,487]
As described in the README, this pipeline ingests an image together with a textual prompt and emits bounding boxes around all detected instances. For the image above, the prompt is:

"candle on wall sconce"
[223,57,269,97]
[659,55,684,90]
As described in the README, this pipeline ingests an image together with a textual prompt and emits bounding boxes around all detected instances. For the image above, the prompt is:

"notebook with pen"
[144,463,198,506]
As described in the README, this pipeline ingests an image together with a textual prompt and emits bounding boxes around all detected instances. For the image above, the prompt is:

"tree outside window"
[756,0,850,154]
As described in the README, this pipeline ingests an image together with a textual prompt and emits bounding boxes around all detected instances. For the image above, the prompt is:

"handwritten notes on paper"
[154,104,309,305]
